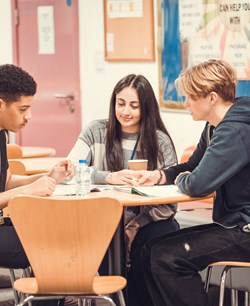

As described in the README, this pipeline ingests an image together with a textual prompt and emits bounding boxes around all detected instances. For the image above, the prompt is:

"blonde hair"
[175,59,237,101]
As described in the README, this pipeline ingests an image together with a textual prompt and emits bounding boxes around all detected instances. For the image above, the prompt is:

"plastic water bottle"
[75,159,91,196]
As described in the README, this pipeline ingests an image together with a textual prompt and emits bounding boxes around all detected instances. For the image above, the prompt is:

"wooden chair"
[180,144,197,163]
[204,261,250,306]
[8,160,26,176]
[8,195,127,306]
[7,144,23,159]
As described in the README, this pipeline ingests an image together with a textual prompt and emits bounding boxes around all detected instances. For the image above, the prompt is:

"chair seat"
[14,275,127,295]
[93,276,127,294]
[209,261,250,268]
[205,261,250,306]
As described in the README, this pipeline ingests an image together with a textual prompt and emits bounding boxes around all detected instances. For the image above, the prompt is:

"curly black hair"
[0,64,37,103]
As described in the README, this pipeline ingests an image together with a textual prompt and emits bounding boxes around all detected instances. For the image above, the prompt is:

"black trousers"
[141,223,250,306]
[127,218,180,306]
[0,218,64,306]
[0,217,29,269]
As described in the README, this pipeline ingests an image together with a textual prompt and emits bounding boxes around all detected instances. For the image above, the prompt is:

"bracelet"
[157,169,163,185]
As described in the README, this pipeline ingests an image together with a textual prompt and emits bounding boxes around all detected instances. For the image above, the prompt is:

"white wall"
[0,0,204,160]
[0,0,13,64]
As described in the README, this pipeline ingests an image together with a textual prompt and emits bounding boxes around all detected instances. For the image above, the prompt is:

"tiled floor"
[0,269,15,306]
[1,268,246,306]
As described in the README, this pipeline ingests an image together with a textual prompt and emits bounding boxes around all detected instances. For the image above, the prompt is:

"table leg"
[108,209,127,304]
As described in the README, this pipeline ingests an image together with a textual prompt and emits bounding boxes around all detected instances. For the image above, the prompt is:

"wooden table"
[10,157,65,175]
[83,188,214,303]
[61,189,214,281]
[84,190,215,305]
[21,146,56,158]
[52,185,216,304]
[86,189,214,207]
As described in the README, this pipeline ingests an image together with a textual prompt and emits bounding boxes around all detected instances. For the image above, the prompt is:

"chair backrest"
[8,160,26,175]
[8,195,123,294]
[180,144,196,163]
[7,144,23,159]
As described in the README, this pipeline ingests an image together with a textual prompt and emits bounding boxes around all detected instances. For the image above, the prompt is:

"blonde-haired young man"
[136,59,250,306]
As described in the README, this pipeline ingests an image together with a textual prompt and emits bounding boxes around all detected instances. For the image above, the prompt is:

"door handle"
[54,93,74,100]
[54,92,75,113]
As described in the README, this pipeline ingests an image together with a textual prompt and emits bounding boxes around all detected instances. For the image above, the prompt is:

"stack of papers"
[53,184,113,196]
[131,185,185,197]
[53,184,76,196]
[113,186,132,193]
[53,183,185,198]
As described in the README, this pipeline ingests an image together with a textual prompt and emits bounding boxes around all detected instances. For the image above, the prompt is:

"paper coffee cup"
[128,159,148,170]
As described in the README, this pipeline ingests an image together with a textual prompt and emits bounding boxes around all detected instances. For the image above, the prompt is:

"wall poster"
[37,6,55,55]
[159,0,250,110]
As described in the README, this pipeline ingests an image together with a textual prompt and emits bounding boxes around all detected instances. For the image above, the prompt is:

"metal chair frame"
[205,263,250,306]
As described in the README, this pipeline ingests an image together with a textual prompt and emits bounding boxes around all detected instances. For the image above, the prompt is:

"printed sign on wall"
[159,0,250,110]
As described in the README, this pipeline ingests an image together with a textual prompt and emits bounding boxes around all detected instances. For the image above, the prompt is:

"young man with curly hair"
[0,64,74,305]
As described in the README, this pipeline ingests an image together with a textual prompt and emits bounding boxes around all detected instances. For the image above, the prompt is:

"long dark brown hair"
[105,74,176,171]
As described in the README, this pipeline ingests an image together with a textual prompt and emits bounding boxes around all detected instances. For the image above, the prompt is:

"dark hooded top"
[164,96,250,230]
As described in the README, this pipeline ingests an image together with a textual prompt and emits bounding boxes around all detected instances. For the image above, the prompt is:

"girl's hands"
[106,169,165,186]
[106,169,139,185]
[131,170,164,186]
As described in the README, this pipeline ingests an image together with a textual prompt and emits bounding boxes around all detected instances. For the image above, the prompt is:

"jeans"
[141,223,250,306]
[127,218,180,306]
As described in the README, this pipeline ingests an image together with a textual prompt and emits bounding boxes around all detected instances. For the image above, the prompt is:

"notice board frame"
[104,0,155,62]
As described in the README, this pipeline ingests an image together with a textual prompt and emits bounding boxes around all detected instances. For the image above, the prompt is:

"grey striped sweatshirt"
[67,119,178,227]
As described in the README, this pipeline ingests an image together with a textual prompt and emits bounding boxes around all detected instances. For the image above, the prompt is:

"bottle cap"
[79,159,87,164]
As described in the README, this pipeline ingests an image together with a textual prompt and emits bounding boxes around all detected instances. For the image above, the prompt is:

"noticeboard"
[104,0,155,62]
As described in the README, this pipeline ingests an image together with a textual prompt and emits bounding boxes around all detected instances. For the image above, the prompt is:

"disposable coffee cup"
[128,159,148,170]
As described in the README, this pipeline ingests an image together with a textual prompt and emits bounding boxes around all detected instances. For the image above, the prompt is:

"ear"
[0,99,6,111]
[209,92,218,105]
